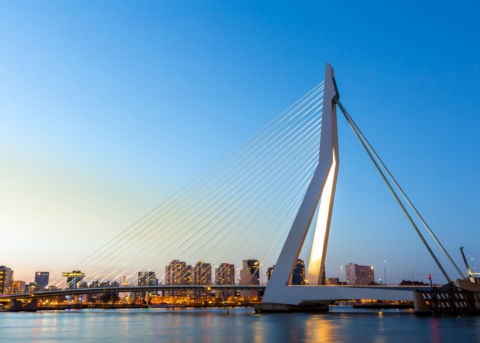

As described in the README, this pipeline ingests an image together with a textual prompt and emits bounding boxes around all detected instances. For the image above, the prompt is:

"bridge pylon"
[256,64,414,313]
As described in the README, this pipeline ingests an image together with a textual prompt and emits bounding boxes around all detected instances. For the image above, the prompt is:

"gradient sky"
[1,1,479,283]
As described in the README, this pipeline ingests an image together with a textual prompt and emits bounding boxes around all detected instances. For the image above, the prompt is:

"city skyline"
[0,255,453,291]
[1,2,479,284]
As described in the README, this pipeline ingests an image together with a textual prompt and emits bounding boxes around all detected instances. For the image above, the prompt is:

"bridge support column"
[260,63,340,310]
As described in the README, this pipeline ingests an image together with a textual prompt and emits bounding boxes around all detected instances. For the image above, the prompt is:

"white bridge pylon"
[261,64,413,308]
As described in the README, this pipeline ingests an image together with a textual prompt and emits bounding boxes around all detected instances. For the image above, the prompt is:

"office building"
[34,272,49,291]
[345,263,375,285]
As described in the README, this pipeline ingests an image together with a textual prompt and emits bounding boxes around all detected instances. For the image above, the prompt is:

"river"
[1,307,479,342]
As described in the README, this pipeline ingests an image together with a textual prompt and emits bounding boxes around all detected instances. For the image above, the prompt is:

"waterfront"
[1,307,480,342]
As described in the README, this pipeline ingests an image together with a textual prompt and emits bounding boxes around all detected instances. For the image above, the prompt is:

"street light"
[383,260,387,285]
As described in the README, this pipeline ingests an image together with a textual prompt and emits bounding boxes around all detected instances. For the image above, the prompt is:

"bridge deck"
[1,285,432,301]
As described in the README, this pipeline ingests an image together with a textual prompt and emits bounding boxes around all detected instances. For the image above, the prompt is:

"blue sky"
[1,1,479,283]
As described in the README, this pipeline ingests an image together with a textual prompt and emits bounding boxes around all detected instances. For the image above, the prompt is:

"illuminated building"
[138,271,157,286]
[27,282,37,293]
[185,265,193,285]
[192,261,212,299]
[12,280,25,294]
[165,260,191,296]
[215,263,235,300]
[291,259,305,285]
[0,266,13,294]
[345,263,374,285]
[239,259,260,285]
[193,261,212,285]
[62,271,85,289]
[34,272,49,291]
[215,263,235,285]
[165,260,190,285]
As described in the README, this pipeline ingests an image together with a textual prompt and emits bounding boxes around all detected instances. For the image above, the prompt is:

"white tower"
[258,64,413,312]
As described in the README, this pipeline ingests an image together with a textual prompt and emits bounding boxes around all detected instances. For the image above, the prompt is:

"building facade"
[62,271,85,289]
[0,266,13,294]
[34,271,50,291]
[138,271,157,286]
[345,263,375,285]
[11,280,25,294]
[291,259,305,285]
[193,261,212,285]
[165,260,190,285]
[239,259,260,285]
[165,260,192,296]
[215,263,235,299]
[215,263,235,285]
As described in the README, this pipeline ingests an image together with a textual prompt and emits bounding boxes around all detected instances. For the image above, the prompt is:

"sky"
[0,1,479,284]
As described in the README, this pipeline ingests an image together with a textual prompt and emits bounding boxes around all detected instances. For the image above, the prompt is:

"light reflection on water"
[1,307,480,342]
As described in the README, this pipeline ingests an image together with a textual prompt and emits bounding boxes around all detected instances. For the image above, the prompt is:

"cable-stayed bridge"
[2,64,470,313]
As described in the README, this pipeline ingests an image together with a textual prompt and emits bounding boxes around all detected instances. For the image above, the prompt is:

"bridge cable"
[337,100,457,283]
[55,83,324,287]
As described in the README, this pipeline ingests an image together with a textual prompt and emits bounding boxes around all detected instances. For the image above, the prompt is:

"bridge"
[3,285,265,300]
[1,63,469,312]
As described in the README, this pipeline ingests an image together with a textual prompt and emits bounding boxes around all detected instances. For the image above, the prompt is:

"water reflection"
[303,315,339,341]
[1,308,480,342]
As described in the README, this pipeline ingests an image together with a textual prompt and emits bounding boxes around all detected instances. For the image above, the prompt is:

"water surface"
[1,307,479,342]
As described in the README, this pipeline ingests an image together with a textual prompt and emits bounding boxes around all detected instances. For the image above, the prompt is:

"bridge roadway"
[0,284,432,301]
[0,285,266,300]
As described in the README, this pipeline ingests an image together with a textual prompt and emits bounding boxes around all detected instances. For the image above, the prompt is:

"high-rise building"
[34,272,49,291]
[345,263,374,285]
[138,271,157,286]
[215,263,235,285]
[191,261,212,300]
[62,271,85,289]
[214,263,235,300]
[193,261,212,285]
[165,260,192,296]
[185,265,193,285]
[291,259,305,285]
[239,259,260,285]
[0,266,13,294]
[165,260,191,285]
